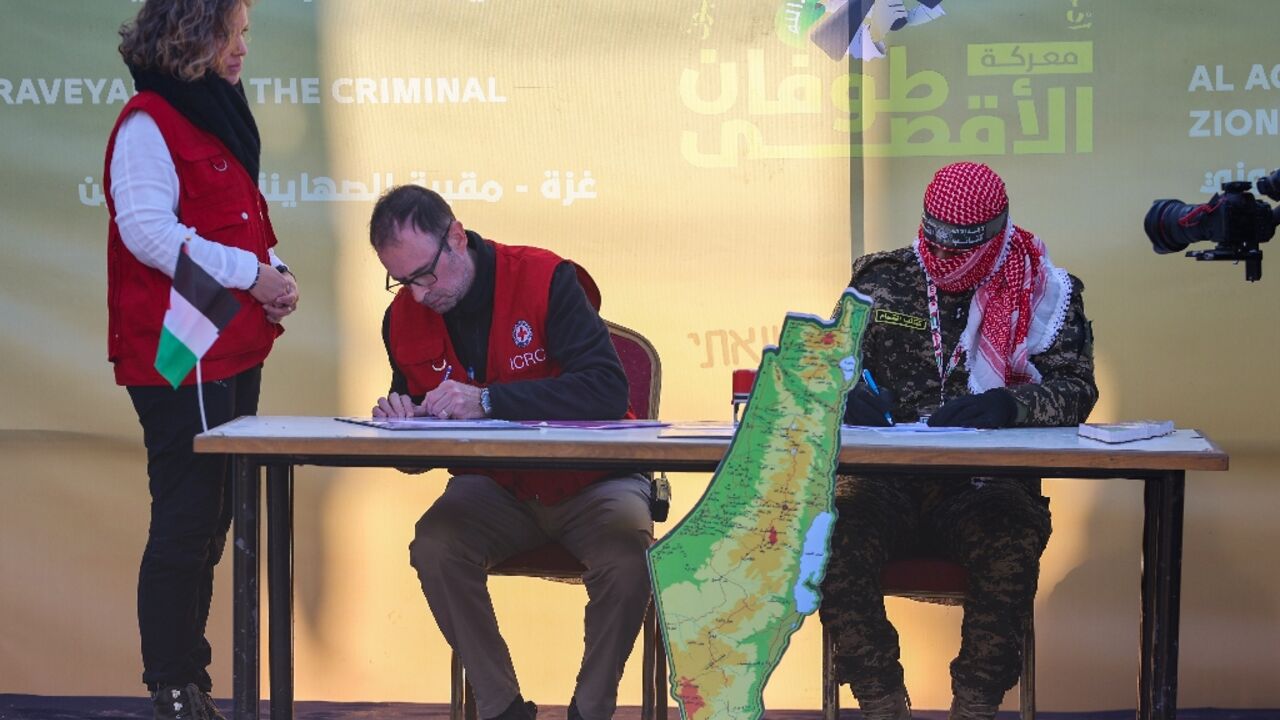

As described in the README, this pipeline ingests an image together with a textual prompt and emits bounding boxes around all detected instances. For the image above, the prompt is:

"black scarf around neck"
[128,64,261,182]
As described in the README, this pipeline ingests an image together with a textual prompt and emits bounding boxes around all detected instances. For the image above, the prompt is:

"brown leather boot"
[857,686,912,720]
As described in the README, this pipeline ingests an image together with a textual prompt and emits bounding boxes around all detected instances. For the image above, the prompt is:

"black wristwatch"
[275,263,291,277]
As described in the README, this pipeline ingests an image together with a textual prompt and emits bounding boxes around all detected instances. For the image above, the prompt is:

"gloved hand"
[927,388,1019,429]
[843,382,896,427]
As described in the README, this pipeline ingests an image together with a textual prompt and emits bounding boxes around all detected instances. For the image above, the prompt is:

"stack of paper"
[1077,420,1175,444]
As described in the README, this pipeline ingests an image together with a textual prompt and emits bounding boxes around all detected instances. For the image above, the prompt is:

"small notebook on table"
[1077,420,1175,444]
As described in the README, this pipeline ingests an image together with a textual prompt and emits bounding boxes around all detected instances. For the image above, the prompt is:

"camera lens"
[1257,168,1280,200]
[1144,200,1195,254]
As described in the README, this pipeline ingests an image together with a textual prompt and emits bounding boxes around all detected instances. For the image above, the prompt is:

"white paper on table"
[335,417,536,431]
[844,422,981,434]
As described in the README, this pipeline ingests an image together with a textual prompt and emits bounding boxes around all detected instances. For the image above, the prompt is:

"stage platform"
[2,696,1278,720]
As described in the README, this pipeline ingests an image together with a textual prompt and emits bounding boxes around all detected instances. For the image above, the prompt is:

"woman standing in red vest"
[104,2,297,717]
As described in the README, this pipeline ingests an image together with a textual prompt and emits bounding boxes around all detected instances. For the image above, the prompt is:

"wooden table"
[195,417,1228,720]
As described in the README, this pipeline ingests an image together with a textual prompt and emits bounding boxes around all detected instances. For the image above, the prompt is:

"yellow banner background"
[2,0,1278,711]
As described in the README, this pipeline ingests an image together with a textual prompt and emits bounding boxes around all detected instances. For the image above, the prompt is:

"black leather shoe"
[487,694,537,720]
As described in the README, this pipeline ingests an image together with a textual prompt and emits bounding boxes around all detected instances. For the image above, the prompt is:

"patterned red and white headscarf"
[912,162,1072,391]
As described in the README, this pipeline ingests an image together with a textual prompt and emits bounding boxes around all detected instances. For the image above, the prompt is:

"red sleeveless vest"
[104,92,279,386]
[388,241,627,504]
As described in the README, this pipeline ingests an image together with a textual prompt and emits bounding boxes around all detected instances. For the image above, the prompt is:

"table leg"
[642,603,655,720]
[821,621,838,720]
[656,621,668,720]
[233,456,261,720]
[268,463,295,720]
[1138,471,1185,720]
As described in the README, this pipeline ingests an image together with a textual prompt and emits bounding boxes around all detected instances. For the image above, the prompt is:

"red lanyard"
[926,277,965,404]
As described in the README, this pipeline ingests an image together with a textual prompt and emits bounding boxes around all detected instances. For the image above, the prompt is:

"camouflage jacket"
[847,247,1098,426]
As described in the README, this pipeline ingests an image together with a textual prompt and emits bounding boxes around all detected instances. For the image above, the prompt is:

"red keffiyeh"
[913,162,1072,391]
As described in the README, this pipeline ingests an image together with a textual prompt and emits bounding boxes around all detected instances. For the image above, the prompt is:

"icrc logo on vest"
[510,319,543,371]
[512,319,534,347]
[510,348,546,372]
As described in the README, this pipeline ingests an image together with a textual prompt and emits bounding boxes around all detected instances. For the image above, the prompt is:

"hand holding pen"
[424,364,490,420]
[861,370,895,426]
[843,369,896,427]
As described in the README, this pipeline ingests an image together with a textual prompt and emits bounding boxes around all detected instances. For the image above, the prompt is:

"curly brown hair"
[118,0,253,81]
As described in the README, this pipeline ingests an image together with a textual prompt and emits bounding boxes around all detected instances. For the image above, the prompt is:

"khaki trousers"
[410,473,653,720]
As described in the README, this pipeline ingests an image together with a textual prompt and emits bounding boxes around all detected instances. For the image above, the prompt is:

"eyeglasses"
[385,220,454,294]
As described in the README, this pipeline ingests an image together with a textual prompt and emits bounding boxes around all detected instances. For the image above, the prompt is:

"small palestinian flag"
[154,245,241,388]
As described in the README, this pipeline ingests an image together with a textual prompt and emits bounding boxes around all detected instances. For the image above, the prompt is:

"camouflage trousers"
[819,474,1051,702]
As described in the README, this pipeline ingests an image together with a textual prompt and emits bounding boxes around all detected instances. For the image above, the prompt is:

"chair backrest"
[606,320,662,420]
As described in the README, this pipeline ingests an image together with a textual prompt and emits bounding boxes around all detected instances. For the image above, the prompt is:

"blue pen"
[861,369,895,426]
[442,365,452,382]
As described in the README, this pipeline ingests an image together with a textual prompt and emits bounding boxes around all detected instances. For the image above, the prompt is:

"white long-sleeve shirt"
[109,110,282,289]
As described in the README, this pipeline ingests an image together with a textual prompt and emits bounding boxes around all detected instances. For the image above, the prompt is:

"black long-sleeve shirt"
[382,231,629,420]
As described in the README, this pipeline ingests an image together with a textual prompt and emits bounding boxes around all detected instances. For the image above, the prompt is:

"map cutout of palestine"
[648,289,872,720]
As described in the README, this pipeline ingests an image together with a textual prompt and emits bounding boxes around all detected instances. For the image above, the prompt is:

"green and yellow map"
[648,290,872,720]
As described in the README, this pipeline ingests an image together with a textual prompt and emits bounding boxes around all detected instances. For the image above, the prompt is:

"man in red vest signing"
[369,185,653,720]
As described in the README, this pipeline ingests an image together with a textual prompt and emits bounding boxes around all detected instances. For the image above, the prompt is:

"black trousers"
[127,367,261,692]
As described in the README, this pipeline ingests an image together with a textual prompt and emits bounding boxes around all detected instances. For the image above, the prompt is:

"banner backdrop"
[2,0,1278,711]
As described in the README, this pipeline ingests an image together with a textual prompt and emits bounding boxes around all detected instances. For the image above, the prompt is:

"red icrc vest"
[388,241,628,505]
[104,91,280,386]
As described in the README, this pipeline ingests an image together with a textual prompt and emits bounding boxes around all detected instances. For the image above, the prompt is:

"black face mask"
[921,207,1008,249]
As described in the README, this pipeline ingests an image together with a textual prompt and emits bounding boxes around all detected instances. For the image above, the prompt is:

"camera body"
[1144,169,1280,281]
